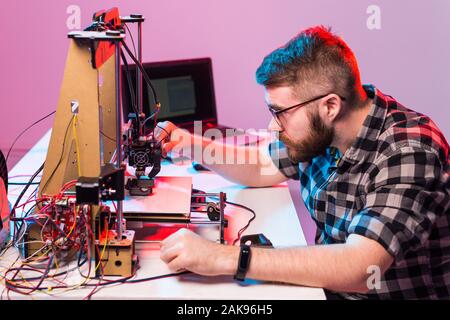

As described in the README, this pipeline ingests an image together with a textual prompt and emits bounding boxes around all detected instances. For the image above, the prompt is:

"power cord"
[5,110,56,164]
[196,190,257,245]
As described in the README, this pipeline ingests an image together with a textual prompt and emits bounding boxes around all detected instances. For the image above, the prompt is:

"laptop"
[122,57,234,135]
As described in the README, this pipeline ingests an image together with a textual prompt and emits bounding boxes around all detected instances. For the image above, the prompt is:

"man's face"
[265,86,334,163]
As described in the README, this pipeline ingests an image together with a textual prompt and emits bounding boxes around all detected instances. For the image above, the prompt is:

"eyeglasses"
[268,93,346,128]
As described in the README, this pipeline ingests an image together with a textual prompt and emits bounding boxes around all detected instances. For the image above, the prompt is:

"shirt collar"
[340,84,389,163]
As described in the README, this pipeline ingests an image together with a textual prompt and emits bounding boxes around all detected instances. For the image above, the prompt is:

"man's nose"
[268,117,282,132]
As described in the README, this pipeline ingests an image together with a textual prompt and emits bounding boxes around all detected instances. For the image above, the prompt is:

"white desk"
[2,130,325,300]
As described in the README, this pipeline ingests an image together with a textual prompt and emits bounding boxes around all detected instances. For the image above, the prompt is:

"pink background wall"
[1,0,449,243]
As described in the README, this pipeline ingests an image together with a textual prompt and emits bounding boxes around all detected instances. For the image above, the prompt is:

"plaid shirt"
[269,85,450,299]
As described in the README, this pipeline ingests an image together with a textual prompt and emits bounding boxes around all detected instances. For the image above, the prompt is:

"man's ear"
[320,94,343,124]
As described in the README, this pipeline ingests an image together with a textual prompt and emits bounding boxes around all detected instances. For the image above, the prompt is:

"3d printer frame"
[17,8,228,278]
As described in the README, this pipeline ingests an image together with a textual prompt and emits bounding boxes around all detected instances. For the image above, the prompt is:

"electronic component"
[100,164,125,201]
[21,197,86,259]
[9,8,229,291]
[206,202,220,221]
[124,135,162,196]
[122,109,162,196]
[76,165,125,205]
[76,177,100,205]
[84,7,123,69]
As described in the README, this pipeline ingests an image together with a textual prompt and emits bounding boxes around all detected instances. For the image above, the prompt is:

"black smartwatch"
[234,244,251,281]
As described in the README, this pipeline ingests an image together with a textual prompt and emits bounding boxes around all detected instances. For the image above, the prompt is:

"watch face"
[239,246,250,269]
[235,245,251,281]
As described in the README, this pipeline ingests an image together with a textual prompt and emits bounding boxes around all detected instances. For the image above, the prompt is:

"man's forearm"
[246,245,370,293]
[172,131,286,187]
[217,235,393,293]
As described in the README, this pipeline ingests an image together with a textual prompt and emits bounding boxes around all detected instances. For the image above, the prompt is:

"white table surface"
[2,130,325,300]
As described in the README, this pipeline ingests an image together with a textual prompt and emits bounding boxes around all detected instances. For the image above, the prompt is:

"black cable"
[120,40,159,107]
[206,194,257,246]
[5,111,56,164]
[100,131,116,142]
[77,239,88,268]
[124,23,137,58]
[120,48,139,116]
[4,269,189,293]
[5,254,54,295]
[6,159,42,249]
[124,270,191,284]
[10,163,44,221]
[122,40,163,137]
[155,124,171,143]
[80,270,188,290]
[8,182,40,186]
[224,200,256,245]
[11,250,87,282]
[142,113,158,131]
[40,116,74,195]
[14,116,73,244]
[121,33,164,139]
[12,199,40,244]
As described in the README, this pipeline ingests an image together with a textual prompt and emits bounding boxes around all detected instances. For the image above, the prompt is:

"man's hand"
[160,228,239,276]
[155,121,288,188]
[154,121,191,157]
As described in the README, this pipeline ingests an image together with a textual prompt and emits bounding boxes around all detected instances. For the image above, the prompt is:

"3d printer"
[17,8,228,278]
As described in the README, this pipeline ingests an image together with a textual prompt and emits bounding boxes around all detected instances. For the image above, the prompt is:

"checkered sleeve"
[268,139,300,180]
[347,146,448,259]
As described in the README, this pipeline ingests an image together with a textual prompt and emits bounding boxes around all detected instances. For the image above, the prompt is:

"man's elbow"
[353,263,392,294]
[338,263,392,294]
[323,273,371,294]
[324,276,371,295]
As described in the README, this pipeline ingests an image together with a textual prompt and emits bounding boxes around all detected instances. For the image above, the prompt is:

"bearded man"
[156,26,450,300]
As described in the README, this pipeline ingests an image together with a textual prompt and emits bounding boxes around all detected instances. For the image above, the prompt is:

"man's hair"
[256,26,364,107]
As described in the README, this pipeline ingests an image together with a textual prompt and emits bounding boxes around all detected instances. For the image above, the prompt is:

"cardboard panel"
[39,40,112,196]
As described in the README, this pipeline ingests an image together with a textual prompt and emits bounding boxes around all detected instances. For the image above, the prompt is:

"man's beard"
[279,110,334,163]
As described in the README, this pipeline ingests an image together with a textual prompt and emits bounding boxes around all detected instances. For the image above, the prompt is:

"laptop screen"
[122,58,218,126]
